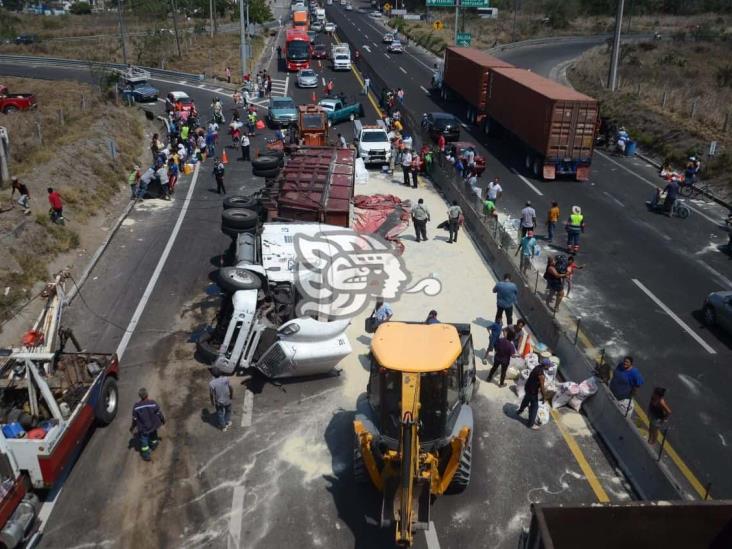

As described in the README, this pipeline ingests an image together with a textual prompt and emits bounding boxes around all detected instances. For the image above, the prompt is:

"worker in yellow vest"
[565,205,585,254]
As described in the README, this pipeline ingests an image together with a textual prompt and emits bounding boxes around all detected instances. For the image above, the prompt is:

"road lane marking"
[602,190,624,207]
[399,66,407,74]
[362,45,371,53]
[631,279,717,354]
[322,76,326,86]
[384,53,391,59]
[241,390,254,427]
[214,87,223,92]
[228,485,246,549]
[425,521,441,549]
[551,409,610,502]
[284,75,290,93]
[696,259,732,287]
[178,79,186,84]
[596,151,720,226]
[420,85,429,94]
[333,33,383,118]
[511,170,543,196]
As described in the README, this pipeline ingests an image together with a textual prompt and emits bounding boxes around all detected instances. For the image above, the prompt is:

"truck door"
[459,335,476,402]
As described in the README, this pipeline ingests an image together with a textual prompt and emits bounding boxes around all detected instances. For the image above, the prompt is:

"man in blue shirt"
[130,388,165,462]
[609,356,644,415]
[493,273,518,325]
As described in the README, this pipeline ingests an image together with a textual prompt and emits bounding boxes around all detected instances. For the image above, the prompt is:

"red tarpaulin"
[353,194,412,250]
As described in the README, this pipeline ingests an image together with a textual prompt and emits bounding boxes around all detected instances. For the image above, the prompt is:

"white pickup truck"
[199,222,352,379]
[354,120,392,166]
[330,44,351,71]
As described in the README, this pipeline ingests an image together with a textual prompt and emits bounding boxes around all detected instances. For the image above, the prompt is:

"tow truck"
[0,273,119,548]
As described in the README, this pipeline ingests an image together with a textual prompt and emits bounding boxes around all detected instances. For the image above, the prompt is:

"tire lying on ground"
[196,332,220,364]
[223,195,261,211]
[217,266,264,293]
[221,208,258,230]
[252,167,280,179]
[252,155,281,171]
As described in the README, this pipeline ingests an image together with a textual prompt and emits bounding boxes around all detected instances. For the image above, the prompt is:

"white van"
[477,7,498,18]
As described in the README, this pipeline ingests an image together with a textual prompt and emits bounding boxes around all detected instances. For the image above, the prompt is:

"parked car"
[311,43,328,59]
[311,21,324,32]
[324,21,336,32]
[14,33,38,45]
[448,141,486,175]
[117,80,159,102]
[370,10,382,18]
[423,112,461,142]
[268,96,298,127]
[387,40,403,53]
[307,30,317,44]
[296,69,319,88]
[703,291,732,334]
[345,3,353,10]
[318,98,364,126]
[383,33,394,43]
[0,84,37,114]
[165,91,194,113]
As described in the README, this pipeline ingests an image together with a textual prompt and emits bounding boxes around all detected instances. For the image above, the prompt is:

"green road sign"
[460,0,488,6]
[426,0,488,5]
[456,32,471,46]
[426,0,455,6]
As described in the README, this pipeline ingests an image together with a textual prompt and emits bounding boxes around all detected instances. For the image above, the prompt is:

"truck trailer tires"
[252,167,280,179]
[221,208,259,230]
[252,156,282,171]
[217,266,263,293]
[223,195,260,211]
[95,376,118,426]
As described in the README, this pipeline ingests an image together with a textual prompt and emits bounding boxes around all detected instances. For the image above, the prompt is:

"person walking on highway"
[564,255,583,298]
[520,201,536,237]
[338,133,348,149]
[213,157,226,194]
[372,299,393,331]
[225,66,232,84]
[47,187,64,224]
[396,87,404,105]
[486,177,502,204]
[609,356,644,416]
[362,76,370,96]
[543,256,566,312]
[517,360,549,430]
[412,198,430,242]
[266,75,273,97]
[546,201,560,242]
[493,273,518,325]
[277,45,282,60]
[167,158,179,195]
[565,205,585,253]
[130,388,165,462]
[10,177,31,212]
[487,328,517,387]
[647,387,672,445]
[447,200,462,243]
[483,320,503,359]
[516,230,537,277]
[240,133,251,161]
[410,154,421,188]
[137,167,155,200]
[209,368,234,431]
[401,149,413,186]
[325,79,334,97]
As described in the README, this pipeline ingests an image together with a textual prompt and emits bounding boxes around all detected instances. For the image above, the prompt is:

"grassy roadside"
[0,77,146,329]
[569,36,732,198]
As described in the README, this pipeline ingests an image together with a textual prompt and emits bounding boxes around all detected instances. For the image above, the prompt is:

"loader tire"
[95,376,118,426]
[353,436,369,484]
[447,439,472,494]
[222,208,258,230]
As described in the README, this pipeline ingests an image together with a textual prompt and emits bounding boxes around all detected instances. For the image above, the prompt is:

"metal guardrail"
[0,54,205,83]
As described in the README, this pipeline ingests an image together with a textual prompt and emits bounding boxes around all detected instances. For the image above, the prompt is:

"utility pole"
[170,0,182,58]
[239,0,248,79]
[512,0,518,42]
[453,0,459,45]
[117,0,128,66]
[607,0,625,91]
[210,0,215,38]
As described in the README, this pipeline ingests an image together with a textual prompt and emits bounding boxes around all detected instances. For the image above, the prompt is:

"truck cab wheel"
[222,208,259,230]
[95,377,118,426]
[196,332,220,364]
[223,195,261,211]
[218,266,263,293]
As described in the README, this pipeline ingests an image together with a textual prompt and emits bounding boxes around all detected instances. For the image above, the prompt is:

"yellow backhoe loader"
[352,322,478,546]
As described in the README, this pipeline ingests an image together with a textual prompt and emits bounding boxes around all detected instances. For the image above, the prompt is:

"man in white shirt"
[486,177,502,204]
[401,149,413,186]
[520,201,536,237]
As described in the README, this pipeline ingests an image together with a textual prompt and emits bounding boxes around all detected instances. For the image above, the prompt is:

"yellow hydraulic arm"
[395,372,420,546]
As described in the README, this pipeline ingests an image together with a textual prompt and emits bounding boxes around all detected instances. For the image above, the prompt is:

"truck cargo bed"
[442,47,513,110]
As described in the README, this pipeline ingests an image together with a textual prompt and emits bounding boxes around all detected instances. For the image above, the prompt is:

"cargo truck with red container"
[285,29,311,72]
[436,47,599,181]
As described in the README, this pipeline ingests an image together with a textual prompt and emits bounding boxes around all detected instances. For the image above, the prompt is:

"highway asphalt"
[325,3,732,499]
[1,4,635,546]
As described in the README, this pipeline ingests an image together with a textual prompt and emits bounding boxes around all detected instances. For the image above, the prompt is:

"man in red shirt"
[47,187,63,223]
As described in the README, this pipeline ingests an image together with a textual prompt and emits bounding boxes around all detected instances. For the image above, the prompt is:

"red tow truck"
[0,273,119,548]
[0,85,37,114]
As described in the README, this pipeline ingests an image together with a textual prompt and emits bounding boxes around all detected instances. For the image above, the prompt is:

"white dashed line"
[399,66,407,74]
[178,79,186,84]
[602,190,624,207]
[511,169,544,196]
[214,87,223,92]
[420,85,430,94]
[384,53,391,59]
[632,278,717,354]
[363,45,371,53]
[322,76,326,86]
[425,521,441,549]
[284,75,290,93]
[228,485,247,549]
[241,390,254,427]
[696,260,732,287]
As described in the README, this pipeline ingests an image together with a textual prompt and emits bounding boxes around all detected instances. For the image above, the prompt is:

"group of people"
[10,177,65,224]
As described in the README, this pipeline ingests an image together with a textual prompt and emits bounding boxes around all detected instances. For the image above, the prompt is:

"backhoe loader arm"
[395,372,420,546]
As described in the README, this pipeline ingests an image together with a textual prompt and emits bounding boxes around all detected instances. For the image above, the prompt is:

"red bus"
[285,29,310,72]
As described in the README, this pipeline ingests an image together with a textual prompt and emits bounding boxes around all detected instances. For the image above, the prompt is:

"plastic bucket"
[625,140,637,156]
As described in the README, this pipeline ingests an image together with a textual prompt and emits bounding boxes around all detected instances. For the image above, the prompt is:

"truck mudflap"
[254,318,352,378]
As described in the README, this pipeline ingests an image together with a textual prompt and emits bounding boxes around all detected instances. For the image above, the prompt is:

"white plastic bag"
[551,382,579,409]
[354,158,369,185]
[536,402,551,426]
[568,377,599,412]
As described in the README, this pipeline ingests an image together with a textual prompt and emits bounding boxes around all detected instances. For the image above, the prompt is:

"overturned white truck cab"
[199,223,354,378]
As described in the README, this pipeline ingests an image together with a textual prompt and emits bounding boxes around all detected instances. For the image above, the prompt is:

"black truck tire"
[223,195,260,211]
[252,156,281,171]
[222,208,258,230]
[252,167,280,179]
[218,266,263,293]
[221,224,257,239]
[95,376,119,426]
[196,332,220,364]
[447,439,472,493]
[353,435,369,484]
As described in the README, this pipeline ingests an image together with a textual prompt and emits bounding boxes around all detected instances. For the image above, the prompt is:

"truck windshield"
[287,42,309,61]
[336,55,349,61]
[362,131,388,142]
[273,99,296,110]
[302,114,325,129]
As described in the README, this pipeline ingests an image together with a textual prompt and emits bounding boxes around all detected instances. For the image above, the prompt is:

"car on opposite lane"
[325,21,336,33]
[267,96,298,127]
[311,43,328,59]
[311,21,324,32]
[383,33,394,43]
[296,69,319,88]
[702,291,732,334]
[423,112,461,142]
[387,40,403,53]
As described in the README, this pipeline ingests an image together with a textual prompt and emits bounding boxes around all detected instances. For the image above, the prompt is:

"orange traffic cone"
[222,150,229,164]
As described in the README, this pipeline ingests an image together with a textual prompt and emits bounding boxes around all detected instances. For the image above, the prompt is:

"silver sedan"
[296,68,319,88]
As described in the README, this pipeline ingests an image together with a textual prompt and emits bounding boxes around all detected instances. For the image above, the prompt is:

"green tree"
[69,2,92,15]
[232,0,273,24]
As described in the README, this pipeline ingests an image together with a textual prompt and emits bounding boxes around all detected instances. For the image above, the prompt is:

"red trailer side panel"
[486,67,598,161]
[443,47,514,110]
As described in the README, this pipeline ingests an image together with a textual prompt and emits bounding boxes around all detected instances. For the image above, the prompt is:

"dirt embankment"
[569,29,732,198]
[0,76,146,330]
